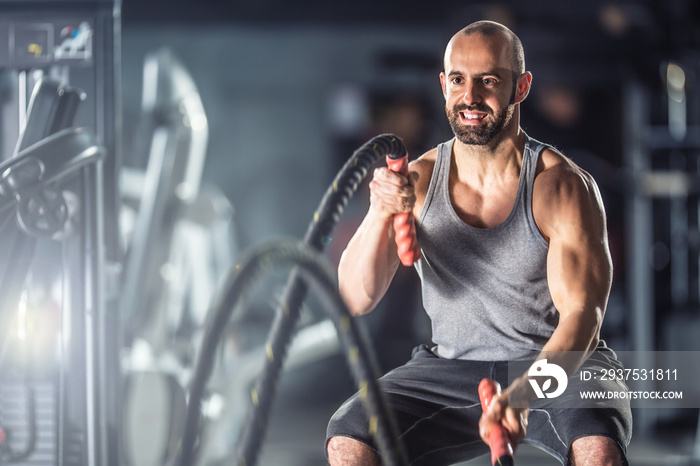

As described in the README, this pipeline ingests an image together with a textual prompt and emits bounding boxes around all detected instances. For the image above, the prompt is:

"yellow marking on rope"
[284,303,290,316]
[373,143,377,149]
[369,416,378,435]
[349,345,359,365]
[333,181,338,192]
[235,263,241,270]
[341,315,350,332]
[251,389,259,406]
[354,158,358,166]
[314,211,320,222]
[266,344,274,361]
[359,380,368,401]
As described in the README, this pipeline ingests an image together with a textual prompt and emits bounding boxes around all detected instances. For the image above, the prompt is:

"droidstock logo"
[528,359,568,399]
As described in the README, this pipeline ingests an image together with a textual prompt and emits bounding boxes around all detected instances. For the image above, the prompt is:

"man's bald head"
[445,20,525,75]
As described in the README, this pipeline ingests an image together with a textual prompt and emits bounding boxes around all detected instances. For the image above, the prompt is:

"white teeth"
[461,113,483,120]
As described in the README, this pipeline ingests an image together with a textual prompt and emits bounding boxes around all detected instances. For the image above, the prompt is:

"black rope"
[234,134,408,465]
[179,240,408,466]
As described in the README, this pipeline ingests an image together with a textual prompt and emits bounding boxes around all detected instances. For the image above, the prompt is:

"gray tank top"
[415,136,558,360]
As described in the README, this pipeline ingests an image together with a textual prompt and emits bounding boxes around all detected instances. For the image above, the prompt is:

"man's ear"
[439,72,448,100]
[514,72,533,104]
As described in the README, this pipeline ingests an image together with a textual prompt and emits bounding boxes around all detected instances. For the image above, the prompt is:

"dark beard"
[446,102,514,145]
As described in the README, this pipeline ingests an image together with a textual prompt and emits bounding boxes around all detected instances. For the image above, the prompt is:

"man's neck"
[452,122,526,186]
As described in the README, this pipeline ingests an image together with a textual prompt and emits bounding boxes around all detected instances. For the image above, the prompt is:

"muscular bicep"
[547,228,611,319]
[538,168,612,320]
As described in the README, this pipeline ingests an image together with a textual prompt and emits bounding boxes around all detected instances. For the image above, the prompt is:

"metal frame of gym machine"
[0,1,121,465]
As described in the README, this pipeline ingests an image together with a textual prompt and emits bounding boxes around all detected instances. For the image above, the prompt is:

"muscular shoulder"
[533,147,607,242]
[409,147,437,193]
[534,147,595,191]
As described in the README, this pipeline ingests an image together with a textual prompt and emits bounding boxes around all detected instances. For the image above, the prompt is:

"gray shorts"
[326,343,632,465]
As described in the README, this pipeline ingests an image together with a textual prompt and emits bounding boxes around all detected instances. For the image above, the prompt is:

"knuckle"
[372,168,385,182]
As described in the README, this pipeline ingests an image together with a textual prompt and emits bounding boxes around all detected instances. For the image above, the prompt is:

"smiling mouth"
[459,111,487,123]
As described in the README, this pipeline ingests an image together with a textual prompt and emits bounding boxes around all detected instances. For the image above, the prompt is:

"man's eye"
[451,77,463,85]
[483,78,497,85]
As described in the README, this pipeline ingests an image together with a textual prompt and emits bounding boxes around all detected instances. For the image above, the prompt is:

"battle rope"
[234,133,409,465]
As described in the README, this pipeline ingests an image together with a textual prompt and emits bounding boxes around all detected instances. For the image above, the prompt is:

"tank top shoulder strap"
[521,134,550,247]
[418,138,454,225]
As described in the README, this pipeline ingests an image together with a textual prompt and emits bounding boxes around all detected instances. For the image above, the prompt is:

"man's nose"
[461,81,481,105]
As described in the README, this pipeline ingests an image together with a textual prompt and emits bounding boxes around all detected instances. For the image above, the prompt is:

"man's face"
[445,91,514,146]
[440,33,521,146]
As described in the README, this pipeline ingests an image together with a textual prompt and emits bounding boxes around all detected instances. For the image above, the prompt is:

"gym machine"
[0,1,121,464]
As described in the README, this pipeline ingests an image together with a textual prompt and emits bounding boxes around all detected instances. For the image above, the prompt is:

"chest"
[448,170,522,229]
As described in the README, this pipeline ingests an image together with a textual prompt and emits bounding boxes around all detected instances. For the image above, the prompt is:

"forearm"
[508,306,603,405]
[338,207,401,315]
[540,306,603,373]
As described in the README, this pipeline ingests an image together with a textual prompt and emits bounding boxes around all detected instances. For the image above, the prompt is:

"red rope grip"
[385,154,421,266]
[478,379,515,466]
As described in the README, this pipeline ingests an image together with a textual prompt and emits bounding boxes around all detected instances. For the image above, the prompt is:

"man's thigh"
[327,345,492,465]
[522,349,633,464]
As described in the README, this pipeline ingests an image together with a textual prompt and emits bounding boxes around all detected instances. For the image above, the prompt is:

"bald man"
[326,21,632,465]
